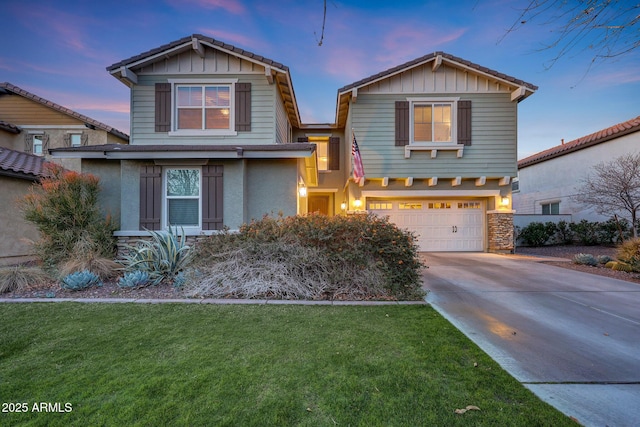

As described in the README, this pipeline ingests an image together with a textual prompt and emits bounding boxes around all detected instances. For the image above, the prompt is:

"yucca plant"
[60,270,102,291]
[121,227,192,283]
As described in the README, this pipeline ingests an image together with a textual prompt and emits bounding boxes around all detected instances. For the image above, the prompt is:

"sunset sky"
[2,0,638,159]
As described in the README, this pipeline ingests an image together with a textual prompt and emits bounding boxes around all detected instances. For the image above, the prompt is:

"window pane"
[205,86,230,107]
[542,204,550,215]
[167,169,200,196]
[168,199,199,226]
[551,203,560,215]
[414,105,433,142]
[71,134,81,147]
[177,109,202,129]
[177,86,202,106]
[33,135,43,155]
[433,104,451,142]
[205,109,230,129]
[317,140,328,171]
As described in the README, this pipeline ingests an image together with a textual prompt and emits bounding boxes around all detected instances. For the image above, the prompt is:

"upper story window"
[32,135,44,156]
[413,103,452,143]
[176,85,231,130]
[70,134,82,147]
[163,79,243,136]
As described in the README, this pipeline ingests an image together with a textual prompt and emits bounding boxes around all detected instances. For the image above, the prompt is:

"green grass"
[0,303,573,426]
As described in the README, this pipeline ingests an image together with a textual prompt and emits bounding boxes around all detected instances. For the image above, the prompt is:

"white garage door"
[368,200,484,252]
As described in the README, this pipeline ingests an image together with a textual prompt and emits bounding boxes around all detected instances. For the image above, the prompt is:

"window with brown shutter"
[235,83,251,131]
[457,100,472,146]
[328,137,340,170]
[395,101,410,146]
[202,165,224,230]
[139,165,162,230]
[155,83,171,132]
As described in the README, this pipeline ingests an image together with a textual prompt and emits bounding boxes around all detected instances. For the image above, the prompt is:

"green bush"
[19,164,117,268]
[192,213,425,300]
[596,217,631,244]
[569,220,600,245]
[121,227,193,283]
[554,220,574,245]
[517,222,557,246]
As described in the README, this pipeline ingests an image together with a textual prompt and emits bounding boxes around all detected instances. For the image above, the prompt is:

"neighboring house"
[0,82,129,171]
[0,83,129,264]
[50,34,536,253]
[0,146,47,265]
[513,115,640,224]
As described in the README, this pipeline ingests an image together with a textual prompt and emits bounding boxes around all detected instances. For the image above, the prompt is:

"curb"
[0,297,428,306]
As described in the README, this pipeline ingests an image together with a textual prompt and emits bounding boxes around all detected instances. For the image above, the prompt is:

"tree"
[574,152,640,238]
[501,1,639,70]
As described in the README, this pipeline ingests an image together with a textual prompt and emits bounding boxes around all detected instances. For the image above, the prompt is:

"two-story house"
[0,83,129,264]
[50,34,536,253]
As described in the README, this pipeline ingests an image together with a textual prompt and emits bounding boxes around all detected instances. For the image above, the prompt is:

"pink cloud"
[168,0,245,14]
[375,26,467,67]
[323,47,371,81]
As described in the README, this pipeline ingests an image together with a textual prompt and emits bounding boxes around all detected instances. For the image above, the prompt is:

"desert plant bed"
[0,303,574,426]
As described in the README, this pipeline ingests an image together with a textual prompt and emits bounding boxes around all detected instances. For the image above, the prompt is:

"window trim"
[168,79,238,136]
[32,134,44,156]
[162,167,202,231]
[408,97,459,146]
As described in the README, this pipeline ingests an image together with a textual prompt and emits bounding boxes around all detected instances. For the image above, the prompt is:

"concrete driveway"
[422,252,640,427]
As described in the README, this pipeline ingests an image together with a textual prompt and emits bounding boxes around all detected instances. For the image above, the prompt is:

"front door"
[309,195,330,215]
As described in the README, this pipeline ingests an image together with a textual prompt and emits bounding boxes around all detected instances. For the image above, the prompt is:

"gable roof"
[0,146,48,181]
[518,115,640,169]
[0,82,129,142]
[107,34,302,128]
[335,51,538,128]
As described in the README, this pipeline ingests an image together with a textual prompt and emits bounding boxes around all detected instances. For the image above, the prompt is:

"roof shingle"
[518,115,640,169]
[0,146,48,180]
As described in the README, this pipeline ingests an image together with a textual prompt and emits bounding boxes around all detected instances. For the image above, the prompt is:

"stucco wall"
[513,131,640,221]
[0,176,39,265]
[246,159,298,220]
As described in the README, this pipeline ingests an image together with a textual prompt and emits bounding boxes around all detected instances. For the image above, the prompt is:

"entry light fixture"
[500,196,509,207]
[298,184,307,197]
[353,198,362,209]
[340,201,347,211]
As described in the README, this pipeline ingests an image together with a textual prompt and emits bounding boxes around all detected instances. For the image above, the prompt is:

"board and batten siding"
[130,73,276,145]
[350,93,517,178]
[275,88,290,144]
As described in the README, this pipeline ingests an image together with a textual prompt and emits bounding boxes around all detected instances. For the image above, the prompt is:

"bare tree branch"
[573,152,640,237]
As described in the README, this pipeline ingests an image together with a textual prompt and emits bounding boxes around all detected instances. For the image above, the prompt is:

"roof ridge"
[0,82,129,141]
[518,115,640,168]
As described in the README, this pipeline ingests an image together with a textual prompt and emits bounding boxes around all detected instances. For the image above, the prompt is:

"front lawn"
[0,304,573,426]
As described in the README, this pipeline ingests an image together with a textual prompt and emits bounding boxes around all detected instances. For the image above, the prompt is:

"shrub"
[596,255,613,264]
[121,227,192,283]
[573,253,597,266]
[570,220,600,245]
[19,164,117,268]
[606,261,634,272]
[57,234,120,280]
[0,266,50,294]
[616,238,640,272]
[554,220,574,245]
[60,270,102,291]
[118,270,155,288]
[191,213,425,300]
[597,217,631,245]
[518,222,557,246]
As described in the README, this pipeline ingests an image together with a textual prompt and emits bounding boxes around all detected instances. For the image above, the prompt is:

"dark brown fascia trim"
[0,169,40,181]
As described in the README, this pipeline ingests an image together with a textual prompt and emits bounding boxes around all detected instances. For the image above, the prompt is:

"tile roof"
[338,51,538,94]
[0,120,21,134]
[106,34,288,72]
[0,82,129,142]
[518,115,640,169]
[0,146,48,180]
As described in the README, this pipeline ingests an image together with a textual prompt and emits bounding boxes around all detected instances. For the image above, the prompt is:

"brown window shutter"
[139,165,162,230]
[202,165,224,230]
[155,83,171,132]
[328,137,340,170]
[235,83,251,131]
[458,100,472,146]
[395,101,409,146]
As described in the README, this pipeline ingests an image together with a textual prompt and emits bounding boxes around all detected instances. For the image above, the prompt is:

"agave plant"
[118,270,158,288]
[121,227,193,283]
[60,270,102,291]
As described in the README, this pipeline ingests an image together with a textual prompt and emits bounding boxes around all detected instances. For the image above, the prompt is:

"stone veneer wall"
[116,235,205,260]
[487,212,514,253]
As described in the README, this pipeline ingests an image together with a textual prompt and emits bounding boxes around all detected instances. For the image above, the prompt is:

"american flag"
[352,133,365,184]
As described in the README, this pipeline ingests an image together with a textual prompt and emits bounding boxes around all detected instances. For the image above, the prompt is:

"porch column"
[487,211,514,253]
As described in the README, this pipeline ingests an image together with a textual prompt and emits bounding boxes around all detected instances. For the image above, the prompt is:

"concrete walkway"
[423,252,640,427]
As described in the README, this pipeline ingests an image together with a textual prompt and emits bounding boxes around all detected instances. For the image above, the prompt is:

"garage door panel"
[369,199,484,252]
